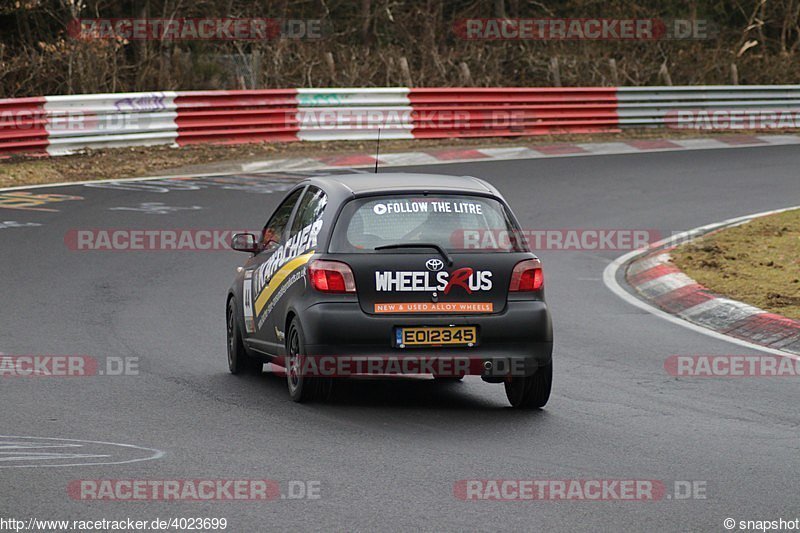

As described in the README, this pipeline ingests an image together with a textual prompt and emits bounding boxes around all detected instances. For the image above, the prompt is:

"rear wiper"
[374,243,454,267]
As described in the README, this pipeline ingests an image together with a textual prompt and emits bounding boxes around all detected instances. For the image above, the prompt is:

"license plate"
[396,326,477,347]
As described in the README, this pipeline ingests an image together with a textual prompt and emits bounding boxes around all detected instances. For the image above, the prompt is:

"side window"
[261,188,303,249]
[289,186,327,238]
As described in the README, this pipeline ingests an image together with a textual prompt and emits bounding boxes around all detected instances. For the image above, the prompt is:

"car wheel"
[227,298,262,375]
[286,318,331,403]
[504,362,552,408]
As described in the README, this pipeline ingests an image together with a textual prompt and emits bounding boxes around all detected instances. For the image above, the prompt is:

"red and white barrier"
[175,89,297,146]
[0,92,178,156]
[0,97,48,155]
[3,85,800,156]
[296,88,413,141]
[409,87,618,138]
[46,92,178,155]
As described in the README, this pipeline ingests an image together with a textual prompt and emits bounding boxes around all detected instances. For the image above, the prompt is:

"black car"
[226,173,553,408]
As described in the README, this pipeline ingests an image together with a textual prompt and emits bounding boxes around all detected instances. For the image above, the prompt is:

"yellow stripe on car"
[254,251,315,315]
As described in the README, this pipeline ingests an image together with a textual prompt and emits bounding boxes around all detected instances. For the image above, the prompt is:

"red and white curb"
[238,133,800,173]
[604,207,800,359]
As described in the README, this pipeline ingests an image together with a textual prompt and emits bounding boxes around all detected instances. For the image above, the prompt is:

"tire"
[286,318,331,403]
[227,298,262,375]
[504,362,552,409]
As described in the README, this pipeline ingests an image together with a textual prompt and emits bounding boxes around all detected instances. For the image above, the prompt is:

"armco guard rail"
[2,85,800,156]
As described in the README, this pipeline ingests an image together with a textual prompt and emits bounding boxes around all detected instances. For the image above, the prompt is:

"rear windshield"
[330,194,528,253]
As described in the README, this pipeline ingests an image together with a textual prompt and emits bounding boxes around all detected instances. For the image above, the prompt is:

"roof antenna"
[374,128,381,174]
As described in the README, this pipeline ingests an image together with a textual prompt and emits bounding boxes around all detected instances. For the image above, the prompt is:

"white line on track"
[0,436,165,469]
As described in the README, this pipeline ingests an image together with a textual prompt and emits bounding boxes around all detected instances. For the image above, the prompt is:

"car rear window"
[329,194,527,253]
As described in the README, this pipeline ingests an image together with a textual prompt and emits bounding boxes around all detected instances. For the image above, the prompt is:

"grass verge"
[671,208,800,320]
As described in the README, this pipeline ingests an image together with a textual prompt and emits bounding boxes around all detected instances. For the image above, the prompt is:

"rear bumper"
[299,300,553,376]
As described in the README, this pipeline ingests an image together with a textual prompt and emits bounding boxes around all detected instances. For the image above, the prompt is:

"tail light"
[308,260,356,293]
[509,259,543,292]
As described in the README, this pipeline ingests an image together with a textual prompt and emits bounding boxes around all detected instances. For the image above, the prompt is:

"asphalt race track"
[2,145,799,531]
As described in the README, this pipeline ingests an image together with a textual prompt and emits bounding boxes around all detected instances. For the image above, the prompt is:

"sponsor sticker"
[259,269,306,329]
[375,268,492,293]
[374,302,493,314]
[243,270,255,333]
[371,199,483,215]
[254,252,315,318]
[253,219,322,297]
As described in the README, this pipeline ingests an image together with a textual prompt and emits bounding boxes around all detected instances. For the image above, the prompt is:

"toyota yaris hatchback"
[226,173,553,408]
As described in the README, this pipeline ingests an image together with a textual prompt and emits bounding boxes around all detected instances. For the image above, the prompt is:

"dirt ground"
[671,209,800,320]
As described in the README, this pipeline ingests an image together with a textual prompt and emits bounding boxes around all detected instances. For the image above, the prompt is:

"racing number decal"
[243,270,255,334]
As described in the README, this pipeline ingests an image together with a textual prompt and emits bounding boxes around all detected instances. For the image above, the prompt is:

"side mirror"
[231,233,259,253]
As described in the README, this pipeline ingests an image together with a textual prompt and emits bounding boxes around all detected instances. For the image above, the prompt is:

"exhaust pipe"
[481,359,504,383]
